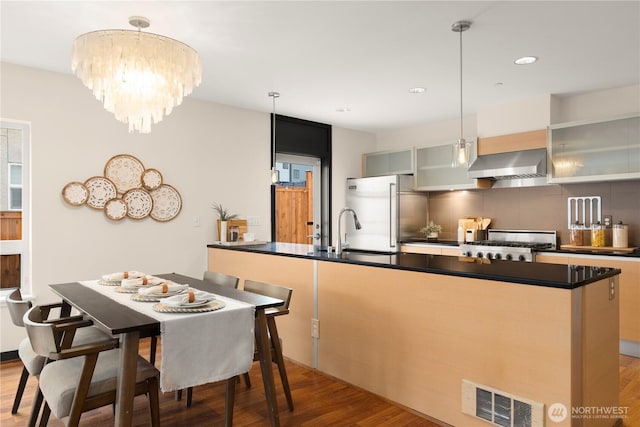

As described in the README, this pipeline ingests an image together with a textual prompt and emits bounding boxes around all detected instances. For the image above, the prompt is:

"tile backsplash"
[428,180,639,247]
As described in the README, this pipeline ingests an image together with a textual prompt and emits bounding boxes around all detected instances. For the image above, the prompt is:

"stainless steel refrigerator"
[344,175,427,253]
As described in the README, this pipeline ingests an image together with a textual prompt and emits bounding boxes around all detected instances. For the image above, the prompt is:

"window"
[1,121,30,294]
[8,163,22,210]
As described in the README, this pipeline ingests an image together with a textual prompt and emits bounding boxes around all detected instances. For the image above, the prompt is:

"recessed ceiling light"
[514,56,538,65]
[336,107,351,113]
[409,87,426,93]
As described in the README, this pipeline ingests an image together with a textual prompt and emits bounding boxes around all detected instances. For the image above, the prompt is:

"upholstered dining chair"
[242,279,294,411]
[5,289,111,424]
[23,304,161,427]
[176,270,241,407]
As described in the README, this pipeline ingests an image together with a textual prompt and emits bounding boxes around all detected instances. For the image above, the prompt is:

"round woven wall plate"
[85,176,117,209]
[104,198,128,221]
[142,168,163,190]
[62,181,88,206]
[150,184,182,222]
[104,154,145,194]
[123,188,153,220]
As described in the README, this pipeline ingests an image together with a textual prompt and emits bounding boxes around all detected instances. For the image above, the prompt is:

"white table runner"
[79,280,255,392]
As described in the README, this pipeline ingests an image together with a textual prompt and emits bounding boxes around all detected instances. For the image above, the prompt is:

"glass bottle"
[229,226,240,242]
[590,222,605,247]
[613,221,629,248]
[569,221,584,246]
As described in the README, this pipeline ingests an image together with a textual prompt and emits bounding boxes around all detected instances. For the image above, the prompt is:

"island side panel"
[538,254,639,343]
[580,276,620,427]
[317,261,574,427]
[208,248,315,367]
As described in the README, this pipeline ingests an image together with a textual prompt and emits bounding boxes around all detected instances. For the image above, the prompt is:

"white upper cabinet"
[548,114,640,183]
[414,140,490,191]
[363,147,414,177]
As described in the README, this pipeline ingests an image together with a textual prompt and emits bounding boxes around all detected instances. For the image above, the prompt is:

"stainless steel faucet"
[336,207,362,255]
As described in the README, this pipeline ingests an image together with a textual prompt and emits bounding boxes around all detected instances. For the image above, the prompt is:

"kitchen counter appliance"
[345,175,427,253]
[459,229,557,262]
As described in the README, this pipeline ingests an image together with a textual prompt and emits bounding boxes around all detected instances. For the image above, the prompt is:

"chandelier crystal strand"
[71,20,201,133]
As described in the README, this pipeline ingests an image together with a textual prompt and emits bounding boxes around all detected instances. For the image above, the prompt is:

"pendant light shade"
[451,20,471,168]
[71,16,202,133]
[269,92,280,185]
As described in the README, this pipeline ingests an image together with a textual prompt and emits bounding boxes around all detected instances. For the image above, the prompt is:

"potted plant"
[212,203,238,242]
[420,221,442,241]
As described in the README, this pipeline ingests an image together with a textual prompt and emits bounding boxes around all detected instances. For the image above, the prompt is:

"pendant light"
[451,20,472,168]
[71,16,201,133]
[268,91,280,184]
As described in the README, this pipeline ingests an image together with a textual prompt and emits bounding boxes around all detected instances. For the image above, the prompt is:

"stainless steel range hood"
[467,148,547,183]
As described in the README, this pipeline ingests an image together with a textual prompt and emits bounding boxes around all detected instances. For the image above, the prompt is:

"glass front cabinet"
[363,147,414,177]
[548,114,640,183]
[414,140,490,191]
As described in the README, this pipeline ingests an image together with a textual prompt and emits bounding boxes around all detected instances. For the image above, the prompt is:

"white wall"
[375,115,476,151]
[476,94,552,137]
[0,62,374,352]
[331,126,376,240]
[553,84,640,123]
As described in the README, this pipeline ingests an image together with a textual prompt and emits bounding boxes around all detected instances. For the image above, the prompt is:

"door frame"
[270,114,332,247]
[1,120,31,296]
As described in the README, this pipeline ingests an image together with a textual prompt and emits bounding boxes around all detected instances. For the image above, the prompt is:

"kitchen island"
[208,243,621,427]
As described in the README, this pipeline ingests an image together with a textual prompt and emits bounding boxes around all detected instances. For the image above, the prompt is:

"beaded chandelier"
[71,16,202,133]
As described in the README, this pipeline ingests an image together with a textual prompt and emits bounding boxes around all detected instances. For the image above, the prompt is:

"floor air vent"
[462,380,544,427]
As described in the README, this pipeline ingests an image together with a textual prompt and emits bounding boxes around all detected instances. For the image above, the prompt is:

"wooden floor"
[1,338,639,426]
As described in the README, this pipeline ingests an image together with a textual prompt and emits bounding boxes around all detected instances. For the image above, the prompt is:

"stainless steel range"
[459,229,557,262]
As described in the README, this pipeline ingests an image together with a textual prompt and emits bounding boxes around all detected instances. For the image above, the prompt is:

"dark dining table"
[49,272,285,427]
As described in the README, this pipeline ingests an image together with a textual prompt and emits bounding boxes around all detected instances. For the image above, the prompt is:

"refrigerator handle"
[390,182,396,248]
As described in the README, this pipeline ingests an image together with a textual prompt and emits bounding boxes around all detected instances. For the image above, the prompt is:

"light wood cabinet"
[401,244,460,256]
[362,148,414,177]
[537,252,640,342]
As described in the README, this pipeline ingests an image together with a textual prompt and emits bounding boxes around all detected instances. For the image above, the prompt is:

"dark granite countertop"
[208,242,621,289]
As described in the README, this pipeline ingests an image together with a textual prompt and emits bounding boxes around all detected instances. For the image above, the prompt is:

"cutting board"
[561,245,637,253]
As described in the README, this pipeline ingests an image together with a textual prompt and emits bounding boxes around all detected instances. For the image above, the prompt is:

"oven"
[459,229,557,262]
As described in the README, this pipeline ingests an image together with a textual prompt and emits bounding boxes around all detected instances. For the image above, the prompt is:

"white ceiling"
[1,1,639,133]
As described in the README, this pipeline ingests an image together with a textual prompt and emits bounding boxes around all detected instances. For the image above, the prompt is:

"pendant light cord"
[459,27,463,141]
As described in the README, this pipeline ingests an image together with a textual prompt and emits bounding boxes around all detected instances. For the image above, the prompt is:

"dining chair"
[176,270,241,407]
[23,304,161,427]
[5,289,111,423]
[242,279,295,411]
[203,270,240,289]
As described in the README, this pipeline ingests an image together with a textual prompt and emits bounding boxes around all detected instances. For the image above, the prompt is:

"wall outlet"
[603,214,612,228]
[192,216,200,227]
[247,216,261,226]
[311,318,320,338]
